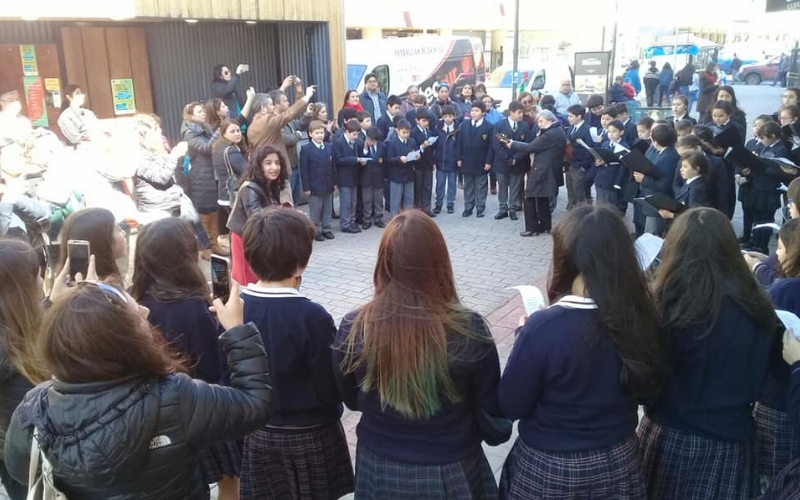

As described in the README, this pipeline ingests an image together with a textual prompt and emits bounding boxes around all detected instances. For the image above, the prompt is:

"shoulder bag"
[27,427,68,500]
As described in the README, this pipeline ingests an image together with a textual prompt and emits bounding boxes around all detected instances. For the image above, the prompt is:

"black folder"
[725,145,800,184]
[630,139,651,154]
[782,123,800,142]
[713,126,742,150]
[620,149,663,179]
[639,192,686,213]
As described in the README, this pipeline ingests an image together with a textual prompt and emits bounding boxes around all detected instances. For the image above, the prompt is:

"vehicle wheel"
[744,73,762,85]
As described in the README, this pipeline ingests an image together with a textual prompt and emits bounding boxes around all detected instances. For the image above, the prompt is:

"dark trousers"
[414,167,433,212]
[497,172,523,214]
[463,173,488,212]
[356,185,364,224]
[752,209,777,252]
[217,205,230,236]
[742,206,754,240]
[596,187,620,209]
[524,197,551,232]
[568,165,587,205]
[645,81,659,106]
[634,202,645,236]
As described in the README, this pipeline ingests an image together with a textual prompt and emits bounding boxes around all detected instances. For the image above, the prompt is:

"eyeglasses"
[78,281,129,305]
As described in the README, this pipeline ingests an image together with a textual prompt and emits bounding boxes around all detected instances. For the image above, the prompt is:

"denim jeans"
[435,170,457,208]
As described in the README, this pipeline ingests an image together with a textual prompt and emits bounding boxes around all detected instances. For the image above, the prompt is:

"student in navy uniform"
[238,208,355,500]
[757,218,800,491]
[737,116,772,246]
[615,103,639,146]
[498,204,666,500]
[375,96,402,143]
[632,124,680,236]
[710,101,745,220]
[594,119,629,208]
[657,151,709,224]
[692,124,736,220]
[333,211,504,500]
[675,135,725,212]
[433,105,460,214]
[386,119,418,215]
[457,101,494,217]
[639,207,777,500]
[586,94,605,129]
[359,126,387,228]
[749,120,789,254]
[299,120,336,241]
[667,96,697,127]
[409,108,437,217]
[332,119,363,234]
[566,104,596,205]
[489,101,530,221]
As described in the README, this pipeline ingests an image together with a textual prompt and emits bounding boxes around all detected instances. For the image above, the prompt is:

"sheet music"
[507,286,546,316]
[776,309,800,338]
[406,150,421,161]
[589,127,601,141]
[753,223,782,232]
[575,138,592,150]
[634,233,663,271]
[427,136,438,146]
[613,143,630,154]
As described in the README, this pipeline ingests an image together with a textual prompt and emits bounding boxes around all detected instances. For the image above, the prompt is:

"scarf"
[704,72,718,85]
[344,102,364,113]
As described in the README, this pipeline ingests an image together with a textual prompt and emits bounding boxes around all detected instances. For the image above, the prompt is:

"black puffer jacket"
[0,348,32,464]
[182,120,220,212]
[4,323,271,500]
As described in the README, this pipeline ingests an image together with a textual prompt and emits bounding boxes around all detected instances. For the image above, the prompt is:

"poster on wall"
[110,79,136,115]
[573,51,611,94]
[44,78,61,109]
[23,76,47,127]
[19,45,38,76]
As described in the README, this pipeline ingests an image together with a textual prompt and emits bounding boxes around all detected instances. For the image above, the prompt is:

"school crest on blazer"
[482,134,488,140]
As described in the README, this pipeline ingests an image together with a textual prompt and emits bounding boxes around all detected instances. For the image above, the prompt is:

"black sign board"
[574,52,611,94]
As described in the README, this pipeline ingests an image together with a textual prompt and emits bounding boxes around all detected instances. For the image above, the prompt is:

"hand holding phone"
[67,240,90,281]
[211,256,231,303]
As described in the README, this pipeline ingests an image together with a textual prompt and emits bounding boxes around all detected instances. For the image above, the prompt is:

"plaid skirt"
[199,439,241,484]
[756,403,799,485]
[354,442,499,500]
[638,415,757,500]
[498,435,646,500]
[760,457,800,500]
[240,422,354,500]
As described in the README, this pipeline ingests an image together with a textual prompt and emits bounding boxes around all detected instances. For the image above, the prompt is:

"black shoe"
[322,231,335,240]
[520,231,534,237]
[314,233,325,242]
[509,211,518,221]
[433,205,442,214]
[462,210,473,217]
[374,220,385,228]
[447,206,454,214]
[362,223,372,230]
[514,206,522,212]
[494,212,508,220]
[332,212,340,219]
[476,210,485,218]
[424,210,437,218]
[342,227,360,234]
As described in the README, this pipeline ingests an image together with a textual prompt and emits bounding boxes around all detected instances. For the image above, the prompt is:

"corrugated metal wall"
[145,21,332,141]
[0,21,59,44]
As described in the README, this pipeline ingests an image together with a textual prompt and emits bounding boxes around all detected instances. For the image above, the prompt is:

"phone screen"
[67,240,90,281]
[211,256,231,302]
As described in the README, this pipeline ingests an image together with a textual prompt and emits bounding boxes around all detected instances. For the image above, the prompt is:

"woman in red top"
[337,89,364,127]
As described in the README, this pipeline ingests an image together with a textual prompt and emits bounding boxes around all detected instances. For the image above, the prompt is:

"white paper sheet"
[634,233,663,271]
[426,136,438,146]
[753,223,782,232]
[508,285,546,316]
[776,309,800,338]
[406,150,421,161]
[589,127,601,141]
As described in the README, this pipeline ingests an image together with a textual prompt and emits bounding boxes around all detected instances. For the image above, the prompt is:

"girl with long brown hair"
[3,279,272,499]
[57,207,126,287]
[334,209,503,499]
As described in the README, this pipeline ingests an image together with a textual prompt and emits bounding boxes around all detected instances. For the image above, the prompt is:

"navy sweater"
[299,141,335,195]
[762,278,800,410]
[648,297,774,441]
[140,294,224,384]
[333,309,502,464]
[498,296,639,452]
[242,285,343,427]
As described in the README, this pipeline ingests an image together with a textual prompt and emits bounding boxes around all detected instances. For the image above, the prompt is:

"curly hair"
[240,145,288,201]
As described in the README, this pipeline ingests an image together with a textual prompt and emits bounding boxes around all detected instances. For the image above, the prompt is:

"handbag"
[223,146,239,203]
[27,427,68,500]
[474,408,513,446]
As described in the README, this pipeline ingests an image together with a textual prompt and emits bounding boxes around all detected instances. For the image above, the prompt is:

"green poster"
[19,45,38,76]
[111,78,136,115]
[23,76,48,127]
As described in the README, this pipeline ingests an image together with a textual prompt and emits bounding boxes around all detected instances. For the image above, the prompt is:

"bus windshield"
[347,64,367,90]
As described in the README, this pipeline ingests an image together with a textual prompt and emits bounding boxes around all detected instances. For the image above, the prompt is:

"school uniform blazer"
[673,154,726,210]
[457,120,494,175]
[332,136,361,188]
[386,137,418,184]
[594,140,630,190]
[410,126,435,170]
[299,142,335,195]
[674,176,708,209]
[567,122,595,168]
[666,114,697,127]
[376,115,394,142]
[488,119,531,175]
[359,141,387,188]
[640,145,680,217]
[623,119,638,146]
[434,123,459,172]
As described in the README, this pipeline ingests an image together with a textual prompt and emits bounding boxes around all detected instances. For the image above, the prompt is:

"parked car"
[740,56,781,85]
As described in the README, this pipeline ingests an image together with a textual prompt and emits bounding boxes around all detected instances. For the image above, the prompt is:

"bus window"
[372,65,390,95]
[531,69,546,90]
[347,64,367,90]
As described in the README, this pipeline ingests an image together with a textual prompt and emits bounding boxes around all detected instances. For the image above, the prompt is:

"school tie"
[512,123,517,132]
[472,121,476,127]
[371,146,376,156]
[319,144,324,150]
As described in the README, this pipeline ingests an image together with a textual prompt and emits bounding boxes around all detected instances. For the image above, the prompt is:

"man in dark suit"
[457,101,494,217]
[633,124,679,236]
[566,104,596,206]
[488,101,530,220]
[359,73,388,122]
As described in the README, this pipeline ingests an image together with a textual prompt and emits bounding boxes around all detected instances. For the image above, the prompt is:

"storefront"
[0,0,346,140]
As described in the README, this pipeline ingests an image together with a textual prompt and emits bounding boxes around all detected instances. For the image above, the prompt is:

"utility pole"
[608,0,620,84]
[511,0,521,101]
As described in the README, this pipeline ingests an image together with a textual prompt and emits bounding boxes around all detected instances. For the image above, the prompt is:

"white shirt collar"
[553,295,598,310]
[473,118,484,127]
[685,175,699,185]
[242,284,303,298]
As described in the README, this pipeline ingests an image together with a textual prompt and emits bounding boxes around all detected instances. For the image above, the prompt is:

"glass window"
[372,65,390,94]
[347,64,367,91]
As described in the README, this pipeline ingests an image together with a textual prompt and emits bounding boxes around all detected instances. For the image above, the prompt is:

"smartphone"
[67,240,90,281]
[211,256,231,302]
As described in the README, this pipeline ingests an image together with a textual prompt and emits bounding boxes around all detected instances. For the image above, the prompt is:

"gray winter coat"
[181,121,220,212]
[4,323,272,500]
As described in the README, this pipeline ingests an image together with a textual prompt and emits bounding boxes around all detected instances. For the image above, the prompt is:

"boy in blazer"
[300,120,337,241]
[386,119,418,215]
[332,119,364,233]
[360,126,387,228]
[457,101,494,217]
[433,105,460,214]
[410,108,437,217]
[488,101,530,220]
[376,96,402,144]
[566,104,597,205]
